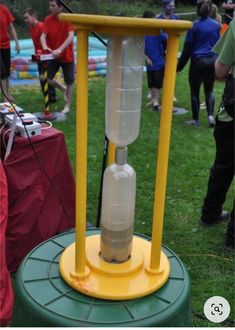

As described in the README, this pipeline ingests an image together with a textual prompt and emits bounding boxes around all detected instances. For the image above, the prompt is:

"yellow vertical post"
[108,141,115,164]
[150,35,180,271]
[75,30,89,276]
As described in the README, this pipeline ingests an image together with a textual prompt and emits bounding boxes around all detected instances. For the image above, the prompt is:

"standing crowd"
[144,4,234,326]
[144,0,234,253]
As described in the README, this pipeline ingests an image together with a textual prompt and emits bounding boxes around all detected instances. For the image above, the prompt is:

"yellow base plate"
[59,235,170,300]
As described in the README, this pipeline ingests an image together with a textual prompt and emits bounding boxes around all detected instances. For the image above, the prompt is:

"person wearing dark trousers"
[200,19,235,251]
[41,0,74,114]
[155,0,179,105]
[143,11,167,112]
[0,2,20,102]
[23,8,57,103]
[177,0,220,128]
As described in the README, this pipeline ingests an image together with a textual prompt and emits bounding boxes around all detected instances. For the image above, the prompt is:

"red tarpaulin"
[0,160,14,326]
[2,128,75,272]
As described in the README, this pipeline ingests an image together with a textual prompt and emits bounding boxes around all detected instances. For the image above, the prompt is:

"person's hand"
[15,42,20,54]
[43,45,52,52]
[146,57,153,66]
[52,49,62,58]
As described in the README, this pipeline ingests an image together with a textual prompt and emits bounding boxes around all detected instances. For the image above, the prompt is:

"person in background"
[40,0,74,114]
[157,0,179,20]
[177,0,220,127]
[211,3,222,24]
[199,19,234,252]
[155,0,179,105]
[200,1,220,112]
[222,0,235,25]
[23,8,57,103]
[0,1,20,102]
[143,11,167,112]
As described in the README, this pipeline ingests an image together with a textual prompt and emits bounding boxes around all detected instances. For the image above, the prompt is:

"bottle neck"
[115,146,128,165]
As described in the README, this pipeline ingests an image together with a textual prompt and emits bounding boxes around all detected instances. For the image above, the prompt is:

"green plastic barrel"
[12,229,192,327]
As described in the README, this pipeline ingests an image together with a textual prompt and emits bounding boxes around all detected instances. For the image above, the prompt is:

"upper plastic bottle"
[105,35,145,147]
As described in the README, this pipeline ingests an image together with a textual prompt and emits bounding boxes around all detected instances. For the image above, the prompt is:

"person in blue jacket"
[177,0,220,127]
[145,1,178,110]
[143,11,167,111]
[154,0,179,105]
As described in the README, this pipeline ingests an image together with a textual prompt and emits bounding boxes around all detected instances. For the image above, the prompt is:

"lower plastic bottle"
[100,147,136,263]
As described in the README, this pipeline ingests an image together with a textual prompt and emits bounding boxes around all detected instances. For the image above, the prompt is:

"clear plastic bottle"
[100,147,136,263]
[105,35,145,146]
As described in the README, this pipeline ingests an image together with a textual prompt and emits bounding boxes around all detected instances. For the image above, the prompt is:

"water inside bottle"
[100,224,133,263]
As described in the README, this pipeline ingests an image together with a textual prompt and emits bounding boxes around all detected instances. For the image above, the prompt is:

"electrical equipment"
[15,121,41,138]
[1,104,41,138]
[0,102,23,114]
[5,113,38,126]
[5,112,41,137]
[0,103,24,124]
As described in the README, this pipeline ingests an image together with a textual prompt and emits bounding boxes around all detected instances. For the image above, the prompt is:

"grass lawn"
[9,43,234,327]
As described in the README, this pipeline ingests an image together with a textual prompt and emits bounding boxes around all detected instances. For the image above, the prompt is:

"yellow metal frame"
[59,14,192,299]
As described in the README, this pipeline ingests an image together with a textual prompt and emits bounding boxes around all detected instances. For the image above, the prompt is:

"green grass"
[9,56,234,327]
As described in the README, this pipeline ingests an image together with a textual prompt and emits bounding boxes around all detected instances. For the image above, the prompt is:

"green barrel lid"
[12,229,192,327]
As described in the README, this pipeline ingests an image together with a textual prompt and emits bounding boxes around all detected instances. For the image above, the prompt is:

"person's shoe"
[199,210,229,226]
[153,104,160,112]
[186,119,200,127]
[208,115,215,128]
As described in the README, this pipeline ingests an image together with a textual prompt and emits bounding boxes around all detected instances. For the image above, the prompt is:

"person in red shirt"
[0,2,20,102]
[41,0,74,114]
[23,8,58,103]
